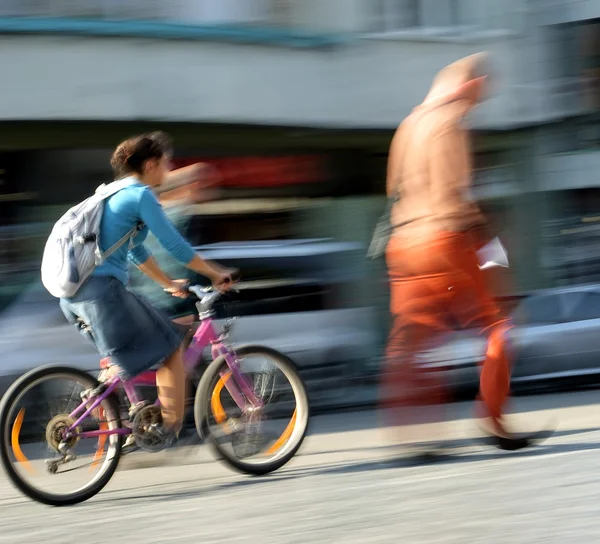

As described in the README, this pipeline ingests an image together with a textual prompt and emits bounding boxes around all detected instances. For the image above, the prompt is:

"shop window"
[542,189,600,286]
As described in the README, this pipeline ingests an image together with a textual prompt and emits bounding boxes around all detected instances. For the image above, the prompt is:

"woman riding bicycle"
[60,131,236,445]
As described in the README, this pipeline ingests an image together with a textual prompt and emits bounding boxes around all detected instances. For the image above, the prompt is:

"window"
[173,0,287,26]
[544,20,600,149]
[580,20,600,148]
[269,0,293,26]
[11,0,291,25]
[541,190,600,286]
[9,0,164,19]
[513,295,563,326]
[368,0,465,32]
[581,20,600,110]
[568,291,600,322]
[369,0,420,32]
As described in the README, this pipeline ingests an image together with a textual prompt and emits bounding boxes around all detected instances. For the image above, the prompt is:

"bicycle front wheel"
[0,365,123,506]
[194,345,310,475]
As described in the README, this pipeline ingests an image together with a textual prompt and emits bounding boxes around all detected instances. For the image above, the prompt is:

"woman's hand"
[210,267,239,292]
[164,279,190,298]
[185,255,239,292]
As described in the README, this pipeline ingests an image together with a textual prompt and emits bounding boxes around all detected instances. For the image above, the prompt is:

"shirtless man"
[384,53,540,451]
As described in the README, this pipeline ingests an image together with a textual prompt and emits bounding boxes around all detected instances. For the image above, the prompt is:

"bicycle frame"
[65,316,263,440]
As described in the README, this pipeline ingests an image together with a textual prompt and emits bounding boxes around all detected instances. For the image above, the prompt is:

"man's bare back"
[387,100,485,244]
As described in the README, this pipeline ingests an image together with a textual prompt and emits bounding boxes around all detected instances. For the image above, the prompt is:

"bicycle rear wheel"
[0,365,123,506]
[194,345,309,475]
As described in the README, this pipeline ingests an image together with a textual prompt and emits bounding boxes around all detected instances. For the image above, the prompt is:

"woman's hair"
[110,131,173,178]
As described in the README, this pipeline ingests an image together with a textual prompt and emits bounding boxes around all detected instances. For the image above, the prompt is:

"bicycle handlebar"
[188,285,220,315]
[186,270,241,315]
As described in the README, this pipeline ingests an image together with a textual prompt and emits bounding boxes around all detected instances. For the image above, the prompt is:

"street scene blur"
[1,0,600,542]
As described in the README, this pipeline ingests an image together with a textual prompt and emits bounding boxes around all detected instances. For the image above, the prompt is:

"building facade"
[0,0,599,298]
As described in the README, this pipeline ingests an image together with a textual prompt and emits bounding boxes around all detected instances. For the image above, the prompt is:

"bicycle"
[0,283,310,506]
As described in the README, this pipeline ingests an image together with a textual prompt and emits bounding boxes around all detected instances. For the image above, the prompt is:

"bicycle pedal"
[131,405,172,453]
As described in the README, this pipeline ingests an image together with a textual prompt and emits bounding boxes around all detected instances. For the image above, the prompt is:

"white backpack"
[41,178,144,299]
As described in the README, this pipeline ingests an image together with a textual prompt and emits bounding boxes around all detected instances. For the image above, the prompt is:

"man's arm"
[157,163,219,196]
[157,163,201,195]
[386,126,404,199]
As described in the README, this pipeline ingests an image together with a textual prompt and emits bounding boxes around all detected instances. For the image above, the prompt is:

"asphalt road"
[1,390,600,544]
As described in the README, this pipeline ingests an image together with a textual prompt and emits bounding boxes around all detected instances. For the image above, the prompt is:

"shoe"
[476,417,554,451]
[128,401,149,422]
[494,426,556,451]
[474,429,533,451]
[122,434,139,455]
[493,434,532,452]
[80,381,108,402]
[147,423,178,449]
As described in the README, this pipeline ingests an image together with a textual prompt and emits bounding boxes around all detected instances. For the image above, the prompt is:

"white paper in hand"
[477,237,509,270]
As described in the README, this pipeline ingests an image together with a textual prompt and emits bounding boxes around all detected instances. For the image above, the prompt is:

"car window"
[512,294,564,326]
[566,291,600,322]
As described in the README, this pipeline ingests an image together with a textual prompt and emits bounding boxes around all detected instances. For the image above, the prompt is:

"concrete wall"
[0,0,593,128]
[0,33,558,129]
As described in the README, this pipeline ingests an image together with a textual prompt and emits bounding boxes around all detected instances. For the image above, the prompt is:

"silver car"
[0,239,376,412]
[416,284,600,393]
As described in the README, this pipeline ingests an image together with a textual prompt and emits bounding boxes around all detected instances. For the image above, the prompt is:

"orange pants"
[384,231,512,424]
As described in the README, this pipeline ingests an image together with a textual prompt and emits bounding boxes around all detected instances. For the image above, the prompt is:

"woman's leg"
[156,343,187,433]
[173,314,194,326]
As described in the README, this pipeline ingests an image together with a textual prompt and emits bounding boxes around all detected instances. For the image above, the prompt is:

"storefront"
[1,120,515,321]
[6,127,385,302]
[540,188,600,286]
[581,18,600,147]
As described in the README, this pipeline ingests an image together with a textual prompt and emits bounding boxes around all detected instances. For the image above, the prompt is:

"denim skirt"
[60,276,185,379]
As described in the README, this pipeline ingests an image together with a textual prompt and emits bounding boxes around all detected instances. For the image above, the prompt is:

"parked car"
[415,284,600,395]
[0,239,377,412]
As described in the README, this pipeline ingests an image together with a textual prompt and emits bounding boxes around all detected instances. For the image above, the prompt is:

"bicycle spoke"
[196,346,309,473]
[0,367,123,505]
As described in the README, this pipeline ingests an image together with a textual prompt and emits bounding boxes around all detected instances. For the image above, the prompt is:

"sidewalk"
[116,389,600,472]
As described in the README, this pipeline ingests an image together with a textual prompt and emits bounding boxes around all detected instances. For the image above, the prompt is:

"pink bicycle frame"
[67,317,262,439]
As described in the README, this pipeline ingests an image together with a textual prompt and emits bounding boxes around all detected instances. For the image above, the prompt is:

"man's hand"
[195,163,221,188]
[159,163,222,204]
